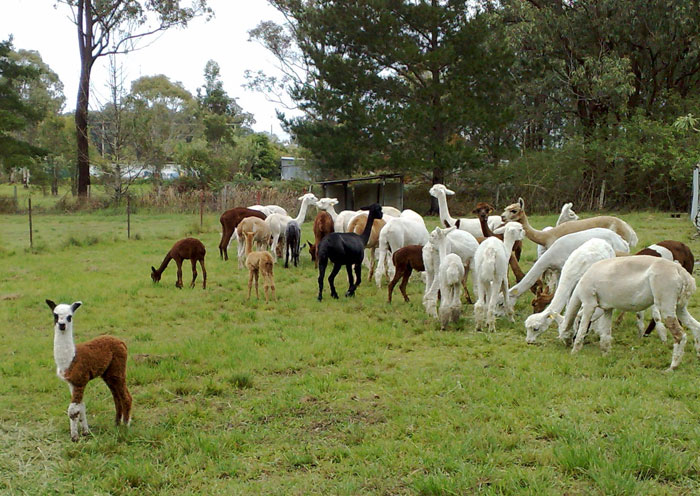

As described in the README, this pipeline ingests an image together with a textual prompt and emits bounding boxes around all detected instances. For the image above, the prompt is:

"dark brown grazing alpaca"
[151,238,207,289]
[47,300,132,441]
[387,245,425,303]
[218,207,266,260]
[308,211,335,267]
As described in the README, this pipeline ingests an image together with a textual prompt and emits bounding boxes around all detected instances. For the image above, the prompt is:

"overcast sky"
[1,0,297,138]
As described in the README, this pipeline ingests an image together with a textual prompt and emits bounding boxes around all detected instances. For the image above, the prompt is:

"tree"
[251,1,511,213]
[0,38,46,171]
[198,60,255,129]
[57,0,211,198]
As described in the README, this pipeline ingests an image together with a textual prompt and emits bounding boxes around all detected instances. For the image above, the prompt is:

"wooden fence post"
[127,196,131,239]
[200,190,204,229]
[28,197,33,249]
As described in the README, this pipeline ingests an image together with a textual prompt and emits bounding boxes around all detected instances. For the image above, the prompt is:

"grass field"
[2,208,700,495]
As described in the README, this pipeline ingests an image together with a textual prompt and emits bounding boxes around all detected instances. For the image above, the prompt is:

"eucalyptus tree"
[57,0,211,198]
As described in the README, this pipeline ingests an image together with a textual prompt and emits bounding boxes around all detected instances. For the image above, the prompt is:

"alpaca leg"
[572,306,595,353]
[597,309,614,353]
[175,259,183,289]
[369,248,377,278]
[105,379,124,425]
[387,266,402,303]
[396,266,412,303]
[285,244,290,269]
[190,259,198,288]
[220,228,232,260]
[247,268,256,300]
[317,259,328,301]
[665,316,687,371]
[199,259,207,290]
[328,263,342,299]
[268,271,276,300]
[237,235,246,269]
[68,386,86,441]
[254,270,260,299]
[677,306,700,358]
[354,262,362,292]
[345,264,356,297]
[462,260,472,304]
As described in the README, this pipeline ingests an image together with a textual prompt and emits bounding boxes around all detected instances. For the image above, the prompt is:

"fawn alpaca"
[46,300,132,441]
[151,238,207,289]
[244,231,276,301]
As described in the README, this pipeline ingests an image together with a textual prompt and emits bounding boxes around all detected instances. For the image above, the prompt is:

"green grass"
[2,209,700,495]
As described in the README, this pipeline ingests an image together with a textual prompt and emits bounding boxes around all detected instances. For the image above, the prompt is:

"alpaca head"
[46,300,81,332]
[428,184,454,198]
[531,289,554,313]
[298,193,319,205]
[501,198,525,223]
[361,203,384,221]
[429,226,456,247]
[559,202,579,223]
[471,202,494,220]
[307,241,317,261]
[315,198,338,211]
[503,221,525,243]
[150,266,161,283]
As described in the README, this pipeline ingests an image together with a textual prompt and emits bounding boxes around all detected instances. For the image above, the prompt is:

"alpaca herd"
[48,184,700,441]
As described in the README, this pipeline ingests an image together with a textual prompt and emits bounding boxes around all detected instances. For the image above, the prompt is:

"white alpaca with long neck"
[374,209,429,287]
[429,184,503,237]
[472,222,525,332]
[559,256,700,371]
[428,227,465,329]
[422,229,479,318]
[507,228,630,304]
[265,193,318,257]
[47,300,132,441]
[525,238,616,344]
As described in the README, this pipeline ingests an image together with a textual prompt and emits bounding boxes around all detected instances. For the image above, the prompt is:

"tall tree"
[251,1,511,212]
[57,0,211,197]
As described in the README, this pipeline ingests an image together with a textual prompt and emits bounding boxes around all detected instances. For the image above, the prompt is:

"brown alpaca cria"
[308,211,334,267]
[387,245,425,303]
[218,207,266,260]
[46,300,132,441]
[244,231,276,301]
[151,238,207,289]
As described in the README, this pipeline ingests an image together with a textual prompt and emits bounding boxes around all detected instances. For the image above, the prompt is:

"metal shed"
[318,174,404,211]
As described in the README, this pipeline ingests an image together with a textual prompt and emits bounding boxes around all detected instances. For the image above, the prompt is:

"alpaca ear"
[46,299,56,311]
[455,219,461,229]
[331,199,338,205]
[518,198,524,209]
[443,219,451,228]
[71,301,82,312]
[471,207,479,214]
[151,266,156,273]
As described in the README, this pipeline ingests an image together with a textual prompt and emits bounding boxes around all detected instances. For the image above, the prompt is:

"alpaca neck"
[478,216,493,237]
[155,253,172,275]
[324,205,338,221]
[436,239,449,264]
[518,213,548,246]
[435,193,456,227]
[293,200,312,224]
[503,232,518,255]
[54,326,76,374]
[511,250,551,296]
[244,234,253,256]
[360,212,378,245]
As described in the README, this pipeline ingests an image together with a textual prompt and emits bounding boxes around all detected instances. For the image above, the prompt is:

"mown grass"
[1,209,700,495]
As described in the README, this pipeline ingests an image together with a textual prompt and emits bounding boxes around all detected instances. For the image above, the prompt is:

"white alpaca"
[374,209,429,287]
[507,228,630,304]
[502,197,638,248]
[429,184,503,237]
[559,256,700,371]
[46,300,132,441]
[422,229,479,318]
[314,197,359,233]
[249,204,288,217]
[525,238,615,344]
[427,227,466,329]
[265,193,318,257]
[472,222,525,332]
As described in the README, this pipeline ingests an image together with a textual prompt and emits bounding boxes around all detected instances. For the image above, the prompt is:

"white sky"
[1,0,297,139]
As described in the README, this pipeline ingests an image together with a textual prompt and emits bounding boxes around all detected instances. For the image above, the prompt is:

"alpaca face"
[428,226,455,246]
[150,267,161,283]
[46,300,81,332]
[298,193,319,204]
[428,184,454,198]
[560,203,579,223]
[504,222,525,242]
[315,198,338,210]
[471,202,494,220]
[501,200,524,223]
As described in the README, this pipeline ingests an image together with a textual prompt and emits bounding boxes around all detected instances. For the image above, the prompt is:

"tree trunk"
[76,61,91,198]
[428,166,444,215]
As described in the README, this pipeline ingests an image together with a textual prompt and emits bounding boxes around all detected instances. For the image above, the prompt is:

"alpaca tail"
[444,262,463,287]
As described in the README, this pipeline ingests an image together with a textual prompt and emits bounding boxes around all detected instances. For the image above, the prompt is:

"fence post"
[14,185,18,212]
[127,196,131,239]
[28,197,33,249]
[200,190,204,229]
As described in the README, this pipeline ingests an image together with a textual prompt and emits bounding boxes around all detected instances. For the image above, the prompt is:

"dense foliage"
[250,0,700,211]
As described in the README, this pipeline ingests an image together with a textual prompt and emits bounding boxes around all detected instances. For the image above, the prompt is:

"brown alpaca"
[236,217,271,268]
[151,238,207,289]
[308,211,335,267]
[501,197,638,248]
[46,300,132,441]
[387,245,425,303]
[347,212,387,277]
[244,231,276,301]
[218,207,266,260]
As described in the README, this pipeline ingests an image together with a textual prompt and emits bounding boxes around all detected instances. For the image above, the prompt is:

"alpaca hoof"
[345,291,355,298]
[331,293,339,299]
[317,295,323,302]
[71,434,79,442]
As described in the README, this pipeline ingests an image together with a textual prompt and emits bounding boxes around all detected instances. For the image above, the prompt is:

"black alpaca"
[317,203,383,301]
[285,220,301,268]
